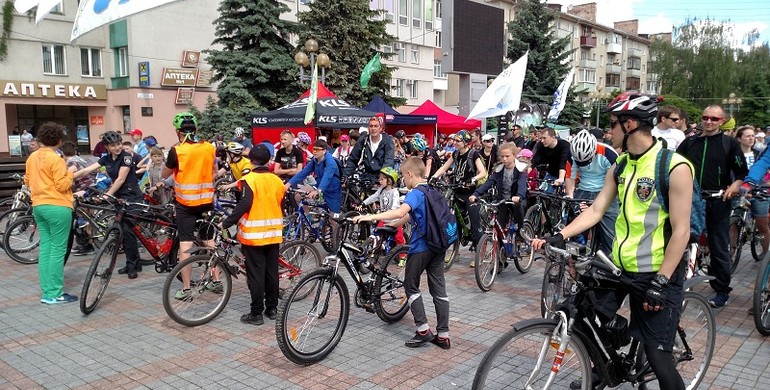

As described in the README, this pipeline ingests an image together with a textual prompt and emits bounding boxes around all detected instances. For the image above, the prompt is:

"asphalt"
[1,244,769,389]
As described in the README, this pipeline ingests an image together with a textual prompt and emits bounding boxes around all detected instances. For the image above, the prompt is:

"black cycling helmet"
[395,129,406,138]
[102,131,122,145]
[606,91,659,150]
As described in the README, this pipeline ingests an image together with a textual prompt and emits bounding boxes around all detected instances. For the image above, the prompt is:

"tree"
[660,94,702,126]
[507,0,581,126]
[197,0,301,136]
[297,0,404,108]
[1,1,14,61]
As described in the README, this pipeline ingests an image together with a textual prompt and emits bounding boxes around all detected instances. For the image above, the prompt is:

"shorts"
[751,198,769,218]
[175,202,214,242]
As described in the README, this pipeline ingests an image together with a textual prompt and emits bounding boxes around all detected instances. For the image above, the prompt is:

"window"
[383,44,394,53]
[435,31,442,47]
[579,69,596,83]
[606,74,620,87]
[51,1,63,14]
[437,0,442,18]
[42,44,66,75]
[396,42,406,62]
[399,0,408,25]
[115,46,129,77]
[626,77,641,90]
[425,0,433,30]
[627,56,641,70]
[384,0,395,22]
[393,78,405,97]
[580,49,594,60]
[608,54,618,65]
[407,80,418,98]
[411,45,419,64]
[646,80,657,93]
[412,0,422,28]
[300,0,312,4]
[80,48,102,77]
[434,60,446,78]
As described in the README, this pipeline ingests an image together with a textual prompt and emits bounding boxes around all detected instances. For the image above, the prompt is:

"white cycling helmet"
[571,129,596,166]
[234,127,245,138]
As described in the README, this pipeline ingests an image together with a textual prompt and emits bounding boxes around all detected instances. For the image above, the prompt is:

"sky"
[547,0,770,48]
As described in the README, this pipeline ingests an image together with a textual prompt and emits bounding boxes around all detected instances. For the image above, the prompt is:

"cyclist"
[75,131,145,279]
[344,116,395,184]
[161,113,218,298]
[274,130,305,182]
[216,142,253,193]
[232,127,253,155]
[532,93,693,390]
[395,129,414,157]
[296,131,314,161]
[362,167,407,265]
[478,134,498,175]
[565,129,619,255]
[286,139,343,213]
[531,127,571,186]
[411,136,440,180]
[332,134,352,166]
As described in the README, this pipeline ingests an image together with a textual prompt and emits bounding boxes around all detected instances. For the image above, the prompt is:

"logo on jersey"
[123,156,133,166]
[636,177,655,202]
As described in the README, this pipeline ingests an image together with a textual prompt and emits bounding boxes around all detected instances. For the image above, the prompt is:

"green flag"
[360,53,382,88]
[304,62,319,125]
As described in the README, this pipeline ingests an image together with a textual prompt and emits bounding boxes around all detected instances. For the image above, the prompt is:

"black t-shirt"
[421,148,441,179]
[531,139,571,178]
[98,150,141,198]
[274,147,305,179]
[478,145,498,173]
[452,148,481,184]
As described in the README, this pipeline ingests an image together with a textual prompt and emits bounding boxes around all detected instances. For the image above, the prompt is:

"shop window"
[42,44,66,75]
[81,48,102,77]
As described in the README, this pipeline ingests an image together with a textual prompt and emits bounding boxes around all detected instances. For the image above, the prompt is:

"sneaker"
[73,245,95,256]
[431,335,451,350]
[118,265,141,275]
[405,330,434,348]
[708,292,729,308]
[240,313,264,326]
[264,308,277,320]
[41,293,78,304]
[127,271,138,279]
[174,288,192,300]
[205,281,224,294]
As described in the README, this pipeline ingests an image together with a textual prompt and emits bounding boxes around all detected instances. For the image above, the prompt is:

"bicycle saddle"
[376,226,398,237]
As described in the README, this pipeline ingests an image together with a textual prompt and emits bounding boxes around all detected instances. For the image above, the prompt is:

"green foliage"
[1,1,14,61]
[508,0,580,126]
[660,94,702,126]
[739,73,770,127]
[195,0,302,134]
[298,0,404,107]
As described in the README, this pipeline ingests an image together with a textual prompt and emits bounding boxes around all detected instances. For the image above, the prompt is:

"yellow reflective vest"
[173,142,216,207]
[237,171,285,246]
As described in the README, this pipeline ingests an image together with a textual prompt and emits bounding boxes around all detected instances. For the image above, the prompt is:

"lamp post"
[588,90,611,128]
[721,92,743,118]
[294,38,331,85]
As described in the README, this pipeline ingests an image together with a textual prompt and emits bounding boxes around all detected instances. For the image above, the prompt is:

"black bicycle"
[275,216,409,365]
[473,245,716,390]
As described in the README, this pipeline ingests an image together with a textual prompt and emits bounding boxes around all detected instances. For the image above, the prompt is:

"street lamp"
[721,92,743,117]
[295,38,331,85]
[588,90,611,128]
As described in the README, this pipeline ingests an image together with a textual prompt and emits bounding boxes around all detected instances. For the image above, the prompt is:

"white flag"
[14,0,62,23]
[467,51,528,120]
[547,68,576,123]
[13,0,42,13]
[71,0,185,41]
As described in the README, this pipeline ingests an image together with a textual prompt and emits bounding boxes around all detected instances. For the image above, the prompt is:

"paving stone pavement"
[1,244,770,389]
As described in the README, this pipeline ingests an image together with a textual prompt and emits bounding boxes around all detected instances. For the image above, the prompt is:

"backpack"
[613,148,706,237]
[412,185,459,253]
[321,155,344,179]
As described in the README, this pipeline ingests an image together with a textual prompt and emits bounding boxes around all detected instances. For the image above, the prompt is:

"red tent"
[409,100,482,137]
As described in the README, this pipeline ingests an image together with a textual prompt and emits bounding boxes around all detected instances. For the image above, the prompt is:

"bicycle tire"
[751,225,768,263]
[279,240,323,300]
[523,204,544,239]
[3,216,39,264]
[753,253,770,336]
[373,245,409,323]
[475,234,499,292]
[513,236,534,274]
[275,268,350,365]
[444,239,460,271]
[540,260,568,318]
[472,320,593,389]
[676,291,716,390]
[728,216,743,274]
[0,206,31,239]
[319,217,336,253]
[80,228,121,315]
[162,254,233,327]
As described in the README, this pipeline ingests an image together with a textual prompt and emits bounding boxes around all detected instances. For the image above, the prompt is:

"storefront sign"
[196,69,214,88]
[137,93,154,99]
[1,80,107,100]
[90,116,104,125]
[175,88,195,105]
[182,50,201,68]
[161,68,199,87]
[139,61,151,87]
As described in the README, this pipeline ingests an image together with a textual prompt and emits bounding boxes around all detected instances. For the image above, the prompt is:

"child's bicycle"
[473,198,533,292]
[162,227,322,327]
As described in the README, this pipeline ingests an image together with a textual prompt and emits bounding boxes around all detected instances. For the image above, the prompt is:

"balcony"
[647,72,659,82]
[576,82,596,92]
[580,35,597,48]
[607,42,622,54]
[606,64,621,74]
[627,68,642,78]
[579,58,597,68]
[628,47,643,58]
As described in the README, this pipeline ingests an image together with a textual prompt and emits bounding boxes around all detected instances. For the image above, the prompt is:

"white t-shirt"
[369,135,382,156]
[652,127,685,151]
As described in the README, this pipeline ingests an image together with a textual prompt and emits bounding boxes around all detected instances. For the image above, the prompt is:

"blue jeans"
[574,189,619,255]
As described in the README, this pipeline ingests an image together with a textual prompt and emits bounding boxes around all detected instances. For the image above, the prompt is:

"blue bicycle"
[283,188,336,253]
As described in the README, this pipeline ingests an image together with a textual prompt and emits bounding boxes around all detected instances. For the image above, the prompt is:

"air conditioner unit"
[605,39,610,44]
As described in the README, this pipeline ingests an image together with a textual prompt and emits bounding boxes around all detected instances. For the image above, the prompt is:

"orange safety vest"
[237,170,285,246]
[173,142,216,206]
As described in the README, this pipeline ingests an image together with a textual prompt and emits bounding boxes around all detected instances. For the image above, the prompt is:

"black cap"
[249,144,271,166]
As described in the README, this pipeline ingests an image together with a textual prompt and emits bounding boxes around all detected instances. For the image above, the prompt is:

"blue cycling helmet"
[411,137,428,152]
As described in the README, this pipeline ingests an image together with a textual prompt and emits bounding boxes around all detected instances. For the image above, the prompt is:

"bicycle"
[522,180,597,252]
[729,188,768,272]
[432,180,475,270]
[754,247,770,336]
[473,198,533,292]
[275,216,409,365]
[473,245,716,390]
[162,228,322,327]
[340,174,377,214]
[80,193,180,314]
[683,189,728,278]
[283,188,335,253]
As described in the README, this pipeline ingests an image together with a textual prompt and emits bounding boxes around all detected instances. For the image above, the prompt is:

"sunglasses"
[312,147,325,152]
[483,139,494,143]
[701,116,723,122]
[610,120,619,128]
[667,117,680,122]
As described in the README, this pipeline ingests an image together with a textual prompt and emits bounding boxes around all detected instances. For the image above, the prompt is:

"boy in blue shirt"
[353,157,450,349]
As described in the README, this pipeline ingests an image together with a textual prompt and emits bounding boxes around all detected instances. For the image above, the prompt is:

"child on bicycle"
[361,167,407,266]
[353,157,451,350]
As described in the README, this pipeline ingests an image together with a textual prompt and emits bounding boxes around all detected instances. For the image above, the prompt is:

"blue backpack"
[613,148,706,238]
[412,185,459,252]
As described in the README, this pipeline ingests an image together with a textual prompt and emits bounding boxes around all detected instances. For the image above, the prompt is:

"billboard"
[442,0,505,76]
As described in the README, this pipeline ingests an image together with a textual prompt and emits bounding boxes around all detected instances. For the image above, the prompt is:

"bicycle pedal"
[362,303,375,313]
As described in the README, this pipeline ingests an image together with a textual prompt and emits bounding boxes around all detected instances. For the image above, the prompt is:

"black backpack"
[412,185,458,253]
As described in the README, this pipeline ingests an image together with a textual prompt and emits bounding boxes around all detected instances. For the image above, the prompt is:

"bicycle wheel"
[675,291,716,390]
[162,254,233,327]
[275,268,350,365]
[751,225,768,263]
[283,212,301,241]
[540,259,569,318]
[374,245,409,323]
[80,227,121,315]
[753,253,770,336]
[319,217,336,253]
[472,320,593,389]
[727,217,743,274]
[523,204,544,240]
[475,234,499,292]
[0,206,31,238]
[513,236,534,274]
[3,216,40,264]
[279,240,323,300]
[444,239,460,271]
